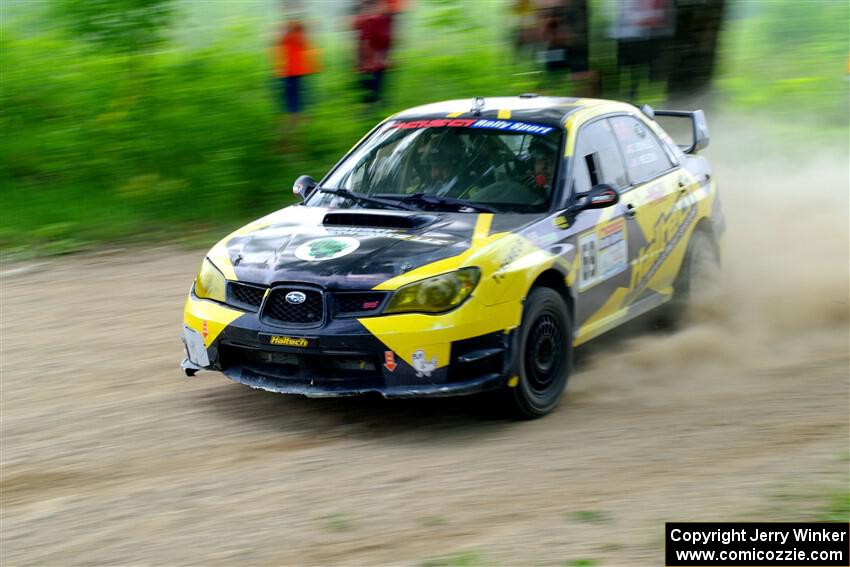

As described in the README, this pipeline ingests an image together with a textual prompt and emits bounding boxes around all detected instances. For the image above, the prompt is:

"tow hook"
[181,358,202,377]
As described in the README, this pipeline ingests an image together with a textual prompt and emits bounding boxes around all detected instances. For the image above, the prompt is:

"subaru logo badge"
[285,291,306,304]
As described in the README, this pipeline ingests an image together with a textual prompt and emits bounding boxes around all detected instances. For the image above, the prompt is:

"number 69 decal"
[578,232,599,291]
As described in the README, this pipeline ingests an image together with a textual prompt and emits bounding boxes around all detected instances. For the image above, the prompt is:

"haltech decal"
[626,194,697,303]
[269,336,310,348]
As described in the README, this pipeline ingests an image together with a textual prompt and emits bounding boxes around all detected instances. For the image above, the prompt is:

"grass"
[417,515,449,527]
[320,513,354,533]
[819,491,850,522]
[569,510,610,524]
[563,560,599,567]
[422,551,483,567]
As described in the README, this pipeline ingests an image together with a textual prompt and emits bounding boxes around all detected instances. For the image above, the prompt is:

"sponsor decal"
[294,237,360,262]
[383,351,397,372]
[393,118,477,129]
[643,182,667,205]
[327,226,453,246]
[526,230,558,247]
[391,118,554,135]
[578,218,628,292]
[493,239,526,283]
[469,119,555,135]
[201,319,208,339]
[269,336,310,348]
[625,193,698,303]
[412,349,438,378]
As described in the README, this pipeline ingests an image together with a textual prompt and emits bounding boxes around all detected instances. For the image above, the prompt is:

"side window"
[609,116,674,183]
[572,119,628,192]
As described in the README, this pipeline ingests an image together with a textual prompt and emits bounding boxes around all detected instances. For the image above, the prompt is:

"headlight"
[384,268,480,314]
[194,258,227,302]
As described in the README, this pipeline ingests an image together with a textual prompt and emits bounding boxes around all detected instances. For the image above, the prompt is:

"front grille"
[227,282,266,311]
[333,292,388,316]
[262,287,324,327]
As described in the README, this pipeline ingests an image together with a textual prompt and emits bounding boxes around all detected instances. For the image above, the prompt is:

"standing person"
[274,18,319,120]
[609,0,675,101]
[353,0,393,104]
[540,5,569,73]
[511,0,538,59]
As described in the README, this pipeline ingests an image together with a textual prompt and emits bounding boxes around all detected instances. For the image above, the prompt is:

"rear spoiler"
[640,105,709,154]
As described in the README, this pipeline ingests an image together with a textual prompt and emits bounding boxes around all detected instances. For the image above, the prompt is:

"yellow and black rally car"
[182,95,722,418]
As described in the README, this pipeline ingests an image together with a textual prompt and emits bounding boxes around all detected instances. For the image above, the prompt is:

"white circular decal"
[294,237,360,262]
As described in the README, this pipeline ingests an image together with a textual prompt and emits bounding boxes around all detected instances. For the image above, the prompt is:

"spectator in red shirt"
[353,0,393,104]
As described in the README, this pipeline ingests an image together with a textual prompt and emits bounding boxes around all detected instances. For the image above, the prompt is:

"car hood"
[212,205,536,289]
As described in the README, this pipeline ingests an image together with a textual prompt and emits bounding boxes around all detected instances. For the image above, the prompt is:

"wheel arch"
[692,217,721,265]
[528,268,575,324]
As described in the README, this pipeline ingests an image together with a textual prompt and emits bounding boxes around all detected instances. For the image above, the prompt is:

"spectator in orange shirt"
[274,19,319,115]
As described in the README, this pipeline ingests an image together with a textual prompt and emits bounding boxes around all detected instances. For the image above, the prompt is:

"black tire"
[669,229,720,320]
[506,287,573,419]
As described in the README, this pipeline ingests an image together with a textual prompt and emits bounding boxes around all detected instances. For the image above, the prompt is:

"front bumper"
[182,292,517,398]
[197,360,505,398]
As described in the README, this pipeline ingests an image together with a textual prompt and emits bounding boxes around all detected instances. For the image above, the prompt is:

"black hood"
[218,206,537,289]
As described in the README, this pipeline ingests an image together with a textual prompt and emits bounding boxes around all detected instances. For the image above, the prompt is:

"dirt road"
[2,140,848,566]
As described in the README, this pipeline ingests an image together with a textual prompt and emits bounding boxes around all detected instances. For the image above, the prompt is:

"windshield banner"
[391,118,555,135]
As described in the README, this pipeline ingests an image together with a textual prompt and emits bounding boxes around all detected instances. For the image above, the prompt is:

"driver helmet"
[528,136,557,188]
[528,136,557,161]
[424,132,466,165]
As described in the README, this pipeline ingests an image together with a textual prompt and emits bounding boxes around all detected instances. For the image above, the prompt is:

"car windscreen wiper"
[314,188,415,211]
[374,192,497,213]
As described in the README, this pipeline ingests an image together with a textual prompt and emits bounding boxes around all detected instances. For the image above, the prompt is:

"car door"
[608,115,693,308]
[569,117,634,341]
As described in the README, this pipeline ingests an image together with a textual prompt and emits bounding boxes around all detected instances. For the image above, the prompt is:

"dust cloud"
[582,115,849,395]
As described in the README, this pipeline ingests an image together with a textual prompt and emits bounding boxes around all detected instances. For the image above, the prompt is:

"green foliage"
[51,0,174,53]
[0,9,536,254]
[1,23,286,251]
[421,0,484,34]
[718,0,849,122]
[2,0,847,255]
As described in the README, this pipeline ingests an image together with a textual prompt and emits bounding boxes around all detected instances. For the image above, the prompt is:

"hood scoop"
[322,211,438,230]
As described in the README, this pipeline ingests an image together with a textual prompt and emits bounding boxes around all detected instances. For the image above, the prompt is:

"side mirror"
[293,175,316,202]
[571,184,619,213]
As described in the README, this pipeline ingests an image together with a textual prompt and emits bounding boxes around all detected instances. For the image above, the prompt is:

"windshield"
[307,118,563,213]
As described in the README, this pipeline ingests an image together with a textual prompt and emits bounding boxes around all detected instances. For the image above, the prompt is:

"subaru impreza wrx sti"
[181,95,723,418]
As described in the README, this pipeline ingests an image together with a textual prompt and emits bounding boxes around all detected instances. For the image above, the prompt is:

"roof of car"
[391,96,629,128]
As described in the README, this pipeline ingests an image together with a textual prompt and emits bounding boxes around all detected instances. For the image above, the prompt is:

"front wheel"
[506,287,573,419]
